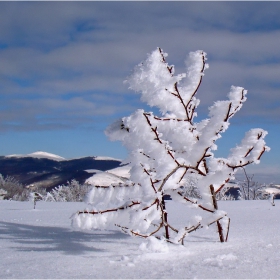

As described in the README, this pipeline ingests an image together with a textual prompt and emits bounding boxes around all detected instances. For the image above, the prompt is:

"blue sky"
[0,2,279,183]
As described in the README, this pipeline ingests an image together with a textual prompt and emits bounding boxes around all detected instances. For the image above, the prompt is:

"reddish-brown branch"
[160,50,206,123]
[174,82,190,120]
[178,214,227,244]
[130,225,163,238]
[140,151,153,159]
[116,220,164,238]
[189,104,197,122]
[142,199,158,211]
[225,217,230,242]
[244,147,254,158]
[202,158,209,174]
[158,47,166,62]
[178,167,188,183]
[176,191,215,213]
[158,165,182,192]
[154,116,189,122]
[224,102,232,122]
[185,51,206,121]
[150,178,159,193]
[227,160,253,170]
[195,148,210,171]
[144,112,181,166]
[77,201,141,215]
[151,127,163,144]
[257,147,266,160]
[215,178,230,194]
[91,183,138,189]
[142,165,151,177]
[227,89,246,120]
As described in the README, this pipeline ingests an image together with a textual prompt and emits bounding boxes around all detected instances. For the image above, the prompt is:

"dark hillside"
[0,156,122,190]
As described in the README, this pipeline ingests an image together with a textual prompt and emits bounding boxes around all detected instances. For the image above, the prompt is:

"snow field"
[0,200,279,279]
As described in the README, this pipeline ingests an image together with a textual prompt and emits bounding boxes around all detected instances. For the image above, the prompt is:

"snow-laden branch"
[125,48,208,120]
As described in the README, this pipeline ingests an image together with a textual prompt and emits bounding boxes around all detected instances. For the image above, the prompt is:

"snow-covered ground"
[0,200,279,279]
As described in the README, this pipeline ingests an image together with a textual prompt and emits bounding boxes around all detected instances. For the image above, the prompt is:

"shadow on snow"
[0,221,128,255]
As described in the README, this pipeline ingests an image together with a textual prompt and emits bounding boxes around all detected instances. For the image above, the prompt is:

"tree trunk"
[161,197,169,240]
[210,185,225,242]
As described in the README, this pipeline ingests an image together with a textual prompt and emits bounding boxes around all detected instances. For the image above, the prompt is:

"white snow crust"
[106,165,131,179]
[85,171,127,186]
[265,186,280,194]
[0,200,279,279]
[84,166,131,192]
[94,156,121,161]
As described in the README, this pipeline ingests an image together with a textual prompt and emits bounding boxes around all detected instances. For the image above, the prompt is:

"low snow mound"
[265,186,280,194]
[94,156,121,161]
[84,169,104,174]
[6,151,65,161]
[85,171,127,186]
[106,165,131,179]
[139,236,169,253]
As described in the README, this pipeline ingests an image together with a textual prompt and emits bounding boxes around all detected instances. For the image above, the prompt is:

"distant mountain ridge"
[1,151,279,199]
[0,151,123,191]
[5,151,66,161]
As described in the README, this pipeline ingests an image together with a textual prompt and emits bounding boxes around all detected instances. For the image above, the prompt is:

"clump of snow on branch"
[72,48,269,244]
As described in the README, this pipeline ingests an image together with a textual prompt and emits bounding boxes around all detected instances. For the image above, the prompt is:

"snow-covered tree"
[72,48,269,244]
[215,183,236,201]
[237,168,268,200]
[0,174,30,201]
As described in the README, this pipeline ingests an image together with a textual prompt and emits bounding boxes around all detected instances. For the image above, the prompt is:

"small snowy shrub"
[0,188,7,200]
[73,48,269,244]
[46,180,92,202]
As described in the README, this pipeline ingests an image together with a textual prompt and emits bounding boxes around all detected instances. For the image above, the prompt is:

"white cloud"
[0,2,279,141]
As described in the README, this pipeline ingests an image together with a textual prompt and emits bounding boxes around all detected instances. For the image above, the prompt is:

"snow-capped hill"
[6,151,66,161]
